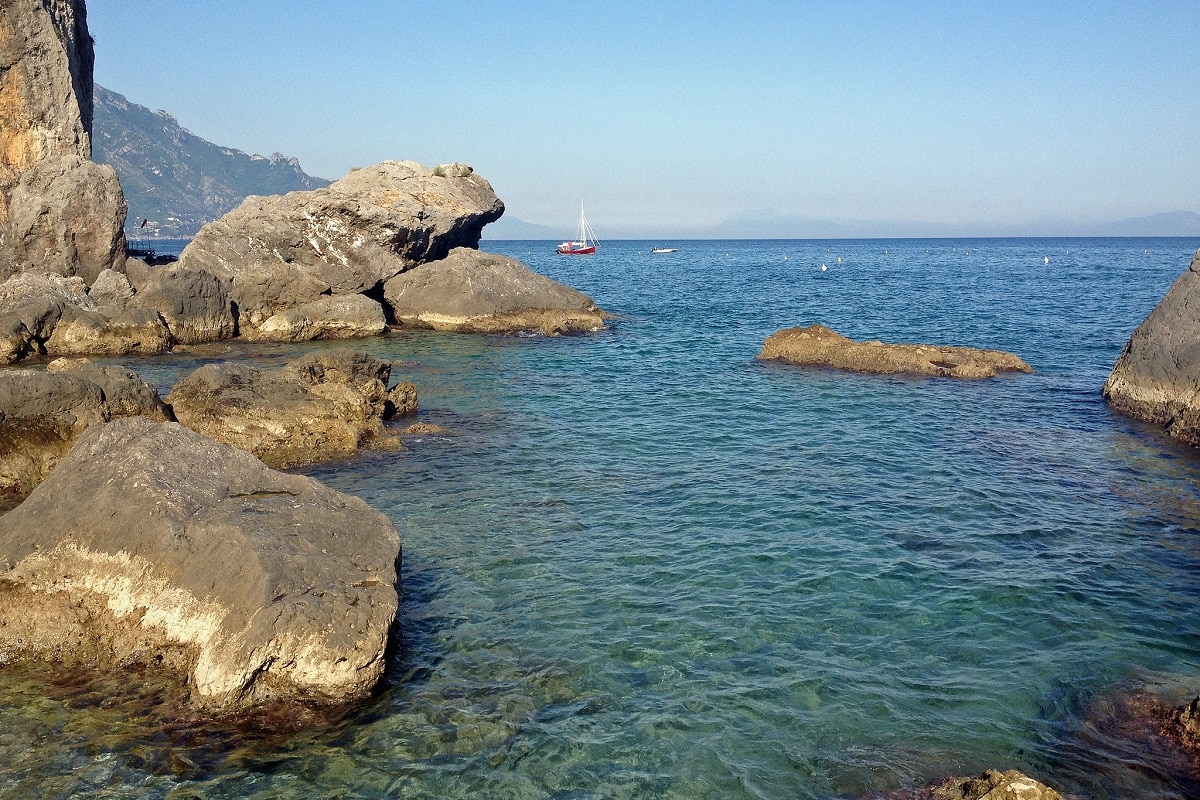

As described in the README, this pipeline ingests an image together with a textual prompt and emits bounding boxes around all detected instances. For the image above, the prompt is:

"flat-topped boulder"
[0,417,401,711]
[174,160,505,332]
[757,324,1033,378]
[1103,250,1200,445]
[0,362,171,500]
[383,247,608,335]
[165,349,412,468]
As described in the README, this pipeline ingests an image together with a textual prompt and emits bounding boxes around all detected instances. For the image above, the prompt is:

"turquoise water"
[2,238,1199,798]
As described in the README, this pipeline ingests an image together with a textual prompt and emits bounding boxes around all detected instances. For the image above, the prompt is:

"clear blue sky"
[88,1,1199,236]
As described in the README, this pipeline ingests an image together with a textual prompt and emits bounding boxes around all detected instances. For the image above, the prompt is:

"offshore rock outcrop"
[0,417,401,711]
[757,324,1033,379]
[1103,250,1200,446]
[174,160,504,334]
[0,361,171,500]
[0,0,126,282]
[383,247,608,335]
[165,349,414,469]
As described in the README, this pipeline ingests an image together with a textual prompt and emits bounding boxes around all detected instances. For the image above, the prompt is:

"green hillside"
[93,86,330,238]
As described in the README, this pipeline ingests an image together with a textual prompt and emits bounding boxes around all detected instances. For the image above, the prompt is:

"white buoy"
[837,257,842,263]
[1044,256,1050,264]
[821,263,827,272]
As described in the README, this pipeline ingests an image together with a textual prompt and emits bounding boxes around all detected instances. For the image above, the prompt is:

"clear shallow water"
[2,238,1200,798]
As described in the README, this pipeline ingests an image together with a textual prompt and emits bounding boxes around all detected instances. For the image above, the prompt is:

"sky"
[87,1,1200,237]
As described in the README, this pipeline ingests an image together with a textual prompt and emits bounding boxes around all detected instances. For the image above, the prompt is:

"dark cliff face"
[44,0,96,147]
[92,86,331,238]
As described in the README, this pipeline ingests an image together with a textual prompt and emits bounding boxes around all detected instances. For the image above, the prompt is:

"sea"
[1,237,1199,799]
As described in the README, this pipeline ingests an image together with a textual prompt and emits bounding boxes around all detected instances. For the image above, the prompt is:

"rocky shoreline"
[0,0,610,715]
[2,0,1199,796]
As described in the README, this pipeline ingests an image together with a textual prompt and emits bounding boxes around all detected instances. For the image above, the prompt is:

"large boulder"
[44,305,173,356]
[165,349,408,468]
[174,160,505,331]
[383,247,608,335]
[0,0,127,282]
[0,364,171,499]
[756,324,1033,378]
[127,263,234,343]
[0,270,94,341]
[0,417,402,711]
[1103,250,1200,445]
[249,293,387,342]
[1,154,127,283]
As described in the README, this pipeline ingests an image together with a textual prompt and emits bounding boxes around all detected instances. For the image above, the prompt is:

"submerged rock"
[175,160,504,331]
[0,364,171,500]
[757,324,1033,378]
[1103,250,1200,446]
[383,247,608,335]
[0,417,401,711]
[166,349,409,468]
[895,769,1063,800]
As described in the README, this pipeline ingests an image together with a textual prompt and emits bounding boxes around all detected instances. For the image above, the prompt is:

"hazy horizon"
[89,2,1199,236]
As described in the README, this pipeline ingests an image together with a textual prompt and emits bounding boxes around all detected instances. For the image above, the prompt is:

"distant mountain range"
[92,86,330,238]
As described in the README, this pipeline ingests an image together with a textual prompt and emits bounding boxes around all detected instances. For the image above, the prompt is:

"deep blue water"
[2,238,1199,799]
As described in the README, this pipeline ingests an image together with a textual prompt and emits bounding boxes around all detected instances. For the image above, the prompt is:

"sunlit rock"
[0,417,401,712]
[757,324,1033,378]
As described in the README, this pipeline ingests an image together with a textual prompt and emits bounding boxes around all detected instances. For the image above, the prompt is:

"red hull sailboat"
[556,201,599,255]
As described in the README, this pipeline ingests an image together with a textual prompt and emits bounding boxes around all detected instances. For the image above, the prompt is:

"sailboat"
[556,201,599,255]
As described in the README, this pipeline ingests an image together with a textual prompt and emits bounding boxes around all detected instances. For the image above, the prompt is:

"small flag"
[140,218,148,228]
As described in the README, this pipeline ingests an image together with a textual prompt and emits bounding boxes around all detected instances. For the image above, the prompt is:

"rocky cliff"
[0,0,126,282]
[93,86,330,237]
[1103,249,1200,445]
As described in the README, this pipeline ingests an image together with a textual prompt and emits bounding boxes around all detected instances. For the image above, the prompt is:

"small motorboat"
[651,247,677,253]
[557,201,599,255]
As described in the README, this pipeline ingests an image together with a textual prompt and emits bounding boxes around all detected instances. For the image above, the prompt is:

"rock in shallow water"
[175,160,505,331]
[0,417,401,711]
[757,324,1033,378]
[0,364,170,500]
[166,349,407,468]
[905,769,1063,800]
[383,247,608,335]
[1103,250,1200,446]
